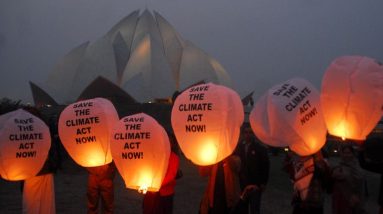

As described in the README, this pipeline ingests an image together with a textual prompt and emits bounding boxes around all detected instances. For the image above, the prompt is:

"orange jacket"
[159,152,180,196]
[199,155,241,210]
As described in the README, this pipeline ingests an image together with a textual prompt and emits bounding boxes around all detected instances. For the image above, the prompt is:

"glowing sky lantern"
[321,56,383,141]
[58,98,119,167]
[171,82,244,166]
[0,109,51,181]
[250,78,327,156]
[111,113,170,193]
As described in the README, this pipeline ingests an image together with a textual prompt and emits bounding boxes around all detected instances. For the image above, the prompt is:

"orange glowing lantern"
[171,82,244,166]
[110,113,170,193]
[0,109,51,181]
[250,78,327,156]
[58,98,119,167]
[321,56,383,140]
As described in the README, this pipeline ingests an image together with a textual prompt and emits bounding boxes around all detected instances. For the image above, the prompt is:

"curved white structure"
[39,9,232,103]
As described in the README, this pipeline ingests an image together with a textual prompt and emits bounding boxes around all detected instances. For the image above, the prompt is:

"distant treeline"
[0,97,24,114]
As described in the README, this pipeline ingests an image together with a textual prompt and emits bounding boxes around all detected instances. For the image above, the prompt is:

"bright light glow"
[5,167,25,181]
[332,120,348,141]
[306,137,317,150]
[84,147,108,166]
[137,170,153,194]
[138,184,148,194]
[284,148,289,152]
[199,140,218,165]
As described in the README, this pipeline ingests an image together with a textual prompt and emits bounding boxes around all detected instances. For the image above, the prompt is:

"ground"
[0,154,380,214]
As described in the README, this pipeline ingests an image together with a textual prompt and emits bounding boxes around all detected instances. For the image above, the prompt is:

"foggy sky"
[1,0,383,104]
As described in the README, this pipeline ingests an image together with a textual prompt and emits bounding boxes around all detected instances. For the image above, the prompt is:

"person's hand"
[240,184,259,200]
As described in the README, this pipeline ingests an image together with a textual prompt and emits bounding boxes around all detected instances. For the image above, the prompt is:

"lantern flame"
[199,141,218,165]
[332,120,348,141]
[137,170,153,194]
[84,147,109,166]
[138,184,148,194]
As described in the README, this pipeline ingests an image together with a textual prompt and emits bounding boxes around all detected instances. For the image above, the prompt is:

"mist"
[1,0,382,103]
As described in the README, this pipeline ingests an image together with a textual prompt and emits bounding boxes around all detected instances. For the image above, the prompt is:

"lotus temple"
[30,9,234,107]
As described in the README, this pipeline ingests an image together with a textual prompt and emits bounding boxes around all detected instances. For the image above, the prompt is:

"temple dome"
[32,9,232,104]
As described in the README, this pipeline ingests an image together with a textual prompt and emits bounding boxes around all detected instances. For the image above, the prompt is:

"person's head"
[340,144,356,162]
[242,126,255,143]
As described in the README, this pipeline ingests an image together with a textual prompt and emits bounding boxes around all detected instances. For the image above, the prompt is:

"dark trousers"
[87,175,114,214]
[293,205,323,214]
[232,190,262,214]
[160,195,174,214]
[248,189,262,214]
[143,192,174,214]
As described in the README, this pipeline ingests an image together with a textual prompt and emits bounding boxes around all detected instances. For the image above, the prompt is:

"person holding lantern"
[283,150,330,214]
[358,136,383,214]
[7,106,61,214]
[142,133,181,214]
[234,125,270,214]
[85,162,116,214]
[331,144,367,214]
[198,154,242,214]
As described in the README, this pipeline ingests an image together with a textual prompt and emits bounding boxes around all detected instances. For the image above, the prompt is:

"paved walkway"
[0,155,380,213]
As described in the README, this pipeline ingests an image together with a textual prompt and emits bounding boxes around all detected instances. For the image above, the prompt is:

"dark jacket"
[236,138,270,189]
[358,138,383,206]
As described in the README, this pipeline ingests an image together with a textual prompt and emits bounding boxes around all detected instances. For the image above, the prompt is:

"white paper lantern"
[171,82,244,166]
[250,78,327,156]
[58,98,119,167]
[0,109,51,181]
[321,56,383,140]
[111,113,170,193]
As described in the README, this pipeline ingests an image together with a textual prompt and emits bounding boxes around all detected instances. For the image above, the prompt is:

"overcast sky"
[1,0,383,104]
